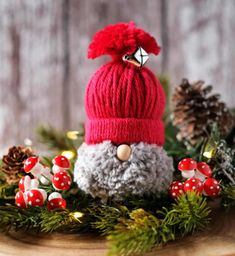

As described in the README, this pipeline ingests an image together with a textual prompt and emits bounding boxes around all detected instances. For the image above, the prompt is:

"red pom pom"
[88,21,160,60]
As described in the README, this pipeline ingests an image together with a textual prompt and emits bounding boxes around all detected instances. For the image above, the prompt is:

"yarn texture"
[88,21,160,60]
[74,22,174,200]
[74,141,173,202]
[85,21,165,145]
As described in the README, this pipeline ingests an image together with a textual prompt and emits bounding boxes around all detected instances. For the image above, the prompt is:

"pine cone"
[172,79,234,146]
[1,146,33,184]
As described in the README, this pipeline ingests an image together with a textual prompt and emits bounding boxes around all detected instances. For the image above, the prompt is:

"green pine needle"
[91,205,129,235]
[221,185,235,209]
[107,192,211,256]
[169,192,211,234]
[40,209,71,233]
[0,182,18,201]
[107,208,174,256]
[0,205,41,232]
[36,124,84,153]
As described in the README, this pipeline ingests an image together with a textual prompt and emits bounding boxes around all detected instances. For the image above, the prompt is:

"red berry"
[52,170,72,191]
[184,178,203,194]
[203,178,220,197]
[169,181,184,199]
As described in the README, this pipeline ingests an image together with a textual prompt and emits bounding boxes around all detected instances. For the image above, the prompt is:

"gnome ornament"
[74,22,174,202]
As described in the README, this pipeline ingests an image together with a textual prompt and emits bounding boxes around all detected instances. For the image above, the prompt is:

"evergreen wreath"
[0,78,235,256]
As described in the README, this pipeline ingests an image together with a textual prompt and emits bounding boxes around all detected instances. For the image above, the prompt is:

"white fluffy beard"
[74,141,174,202]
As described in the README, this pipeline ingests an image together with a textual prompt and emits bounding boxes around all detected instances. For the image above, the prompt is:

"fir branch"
[0,205,41,231]
[107,192,211,256]
[39,207,95,234]
[221,185,235,209]
[107,208,174,256]
[91,205,129,235]
[36,124,84,153]
[164,122,202,163]
[40,209,77,233]
[168,192,211,234]
[0,204,88,233]
[0,183,18,201]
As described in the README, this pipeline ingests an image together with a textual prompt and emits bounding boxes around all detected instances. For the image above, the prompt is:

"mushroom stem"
[31,163,43,178]
[52,165,61,174]
[194,171,206,181]
[182,170,195,179]
[40,173,52,185]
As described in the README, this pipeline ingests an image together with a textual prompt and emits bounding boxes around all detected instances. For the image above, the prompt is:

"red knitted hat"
[85,22,165,145]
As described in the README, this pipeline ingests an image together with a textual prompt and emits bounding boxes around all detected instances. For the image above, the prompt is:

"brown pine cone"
[1,146,33,184]
[172,79,234,147]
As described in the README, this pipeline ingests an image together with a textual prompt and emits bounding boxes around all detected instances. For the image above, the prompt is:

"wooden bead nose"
[116,144,132,161]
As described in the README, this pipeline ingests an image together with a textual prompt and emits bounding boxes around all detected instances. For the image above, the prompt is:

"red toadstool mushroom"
[178,158,197,179]
[184,177,203,194]
[47,192,66,211]
[52,155,70,174]
[169,181,184,199]
[15,191,27,208]
[26,189,47,207]
[24,156,43,178]
[203,178,220,197]
[19,176,39,192]
[19,176,31,192]
[52,170,72,191]
[195,162,212,181]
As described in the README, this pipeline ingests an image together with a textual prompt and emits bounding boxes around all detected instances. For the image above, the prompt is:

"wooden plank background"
[0,0,235,153]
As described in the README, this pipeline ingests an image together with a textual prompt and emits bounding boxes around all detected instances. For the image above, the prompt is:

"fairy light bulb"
[67,131,80,140]
[61,150,76,160]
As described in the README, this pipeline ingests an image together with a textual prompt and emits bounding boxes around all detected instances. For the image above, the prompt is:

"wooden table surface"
[0,208,234,256]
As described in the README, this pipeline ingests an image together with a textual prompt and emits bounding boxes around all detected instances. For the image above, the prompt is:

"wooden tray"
[0,208,234,256]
